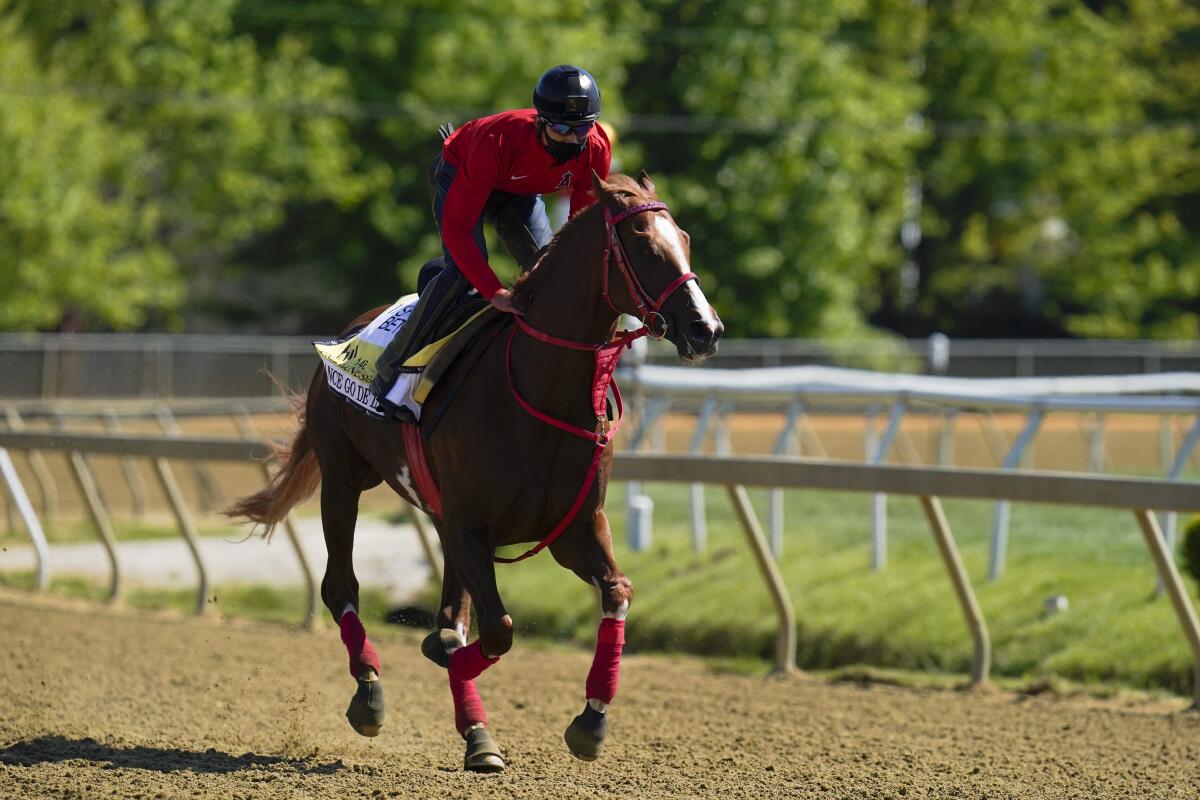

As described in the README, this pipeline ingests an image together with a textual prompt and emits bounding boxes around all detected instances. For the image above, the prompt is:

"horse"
[226,170,723,772]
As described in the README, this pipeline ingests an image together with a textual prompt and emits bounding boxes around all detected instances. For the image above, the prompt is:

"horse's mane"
[512,174,651,307]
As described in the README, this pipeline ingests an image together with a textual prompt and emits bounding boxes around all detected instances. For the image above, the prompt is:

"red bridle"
[600,201,698,339]
[495,199,697,563]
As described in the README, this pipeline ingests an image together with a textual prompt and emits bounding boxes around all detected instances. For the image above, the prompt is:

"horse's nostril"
[689,320,715,343]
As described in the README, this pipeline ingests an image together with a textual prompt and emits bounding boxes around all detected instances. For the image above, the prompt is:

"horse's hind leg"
[551,509,632,762]
[318,451,386,737]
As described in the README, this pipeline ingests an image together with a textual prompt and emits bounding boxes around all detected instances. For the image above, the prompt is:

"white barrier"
[619,364,1200,583]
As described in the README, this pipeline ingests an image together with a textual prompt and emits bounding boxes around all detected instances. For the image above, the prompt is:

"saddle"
[315,294,495,423]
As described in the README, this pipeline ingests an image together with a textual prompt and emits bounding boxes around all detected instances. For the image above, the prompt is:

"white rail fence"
[620,364,1200,585]
[1,430,1198,703]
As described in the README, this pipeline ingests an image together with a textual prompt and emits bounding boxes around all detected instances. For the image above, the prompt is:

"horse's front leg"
[442,524,509,772]
[551,509,632,762]
[420,547,471,668]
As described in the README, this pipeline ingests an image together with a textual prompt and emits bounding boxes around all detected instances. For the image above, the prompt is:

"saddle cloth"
[314,295,490,420]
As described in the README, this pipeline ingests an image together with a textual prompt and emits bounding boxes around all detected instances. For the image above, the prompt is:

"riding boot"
[370,267,465,405]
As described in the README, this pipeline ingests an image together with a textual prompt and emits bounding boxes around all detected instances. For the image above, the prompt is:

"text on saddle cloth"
[314,295,489,421]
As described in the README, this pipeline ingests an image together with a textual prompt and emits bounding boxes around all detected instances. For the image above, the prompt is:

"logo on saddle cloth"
[313,295,488,421]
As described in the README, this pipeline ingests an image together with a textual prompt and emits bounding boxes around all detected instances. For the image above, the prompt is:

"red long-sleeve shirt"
[441,108,612,299]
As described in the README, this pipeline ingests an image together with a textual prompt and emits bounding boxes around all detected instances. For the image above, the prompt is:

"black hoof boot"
[564,703,607,761]
[345,674,385,737]
[421,628,464,669]
[463,725,505,773]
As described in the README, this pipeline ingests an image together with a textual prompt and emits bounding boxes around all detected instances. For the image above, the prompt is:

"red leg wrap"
[449,677,488,734]
[448,641,499,733]
[339,611,381,678]
[585,618,625,704]
[448,640,498,682]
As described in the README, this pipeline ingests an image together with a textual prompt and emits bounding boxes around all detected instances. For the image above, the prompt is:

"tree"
[0,19,176,329]
[0,0,366,331]
[619,0,925,339]
[896,0,1200,339]
[230,0,649,332]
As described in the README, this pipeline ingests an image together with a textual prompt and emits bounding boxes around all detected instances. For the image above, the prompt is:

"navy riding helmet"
[532,65,601,124]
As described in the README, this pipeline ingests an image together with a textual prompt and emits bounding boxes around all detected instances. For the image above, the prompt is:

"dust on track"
[1,592,1197,800]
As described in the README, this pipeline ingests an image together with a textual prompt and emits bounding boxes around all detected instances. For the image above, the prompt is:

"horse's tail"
[224,385,321,538]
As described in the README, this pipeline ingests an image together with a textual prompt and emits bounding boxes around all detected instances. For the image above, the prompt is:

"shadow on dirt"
[0,736,345,775]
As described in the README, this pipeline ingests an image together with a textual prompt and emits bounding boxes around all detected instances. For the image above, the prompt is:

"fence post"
[4,408,59,530]
[50,410,114,523]
[1154,414,1200,597]
[102,410,148,520]
[67,452,121,602]
[0,448,50,590]
[768,401,805,558]
[870,400,907,571]
[152,457,209,615]
[918,495,991,685]
[1086,413,1108,473]
[406,506,444,587]
[157,407,222,513]
[625,395,670,552]
[1133,510,1200,708]
[726,484,796,674]
[688,397,718,553]
[936,410,957,466]
[988,407,1044,581]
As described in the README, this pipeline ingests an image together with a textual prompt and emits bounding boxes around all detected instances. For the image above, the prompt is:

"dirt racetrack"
[1,593,1198,799]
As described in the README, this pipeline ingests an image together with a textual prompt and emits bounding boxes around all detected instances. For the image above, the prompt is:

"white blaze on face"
[652,215,718,328]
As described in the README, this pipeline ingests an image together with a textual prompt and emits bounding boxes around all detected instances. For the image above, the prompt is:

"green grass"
[480,483,1200,697]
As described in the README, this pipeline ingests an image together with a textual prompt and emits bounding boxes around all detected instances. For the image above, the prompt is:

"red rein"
[494,200,697,564]
[495,322,643,563]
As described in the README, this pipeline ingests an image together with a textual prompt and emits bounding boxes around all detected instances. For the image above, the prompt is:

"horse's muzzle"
[674,315,722,362]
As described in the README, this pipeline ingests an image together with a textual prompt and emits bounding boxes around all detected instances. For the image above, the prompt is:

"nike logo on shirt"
[509,174,529,180]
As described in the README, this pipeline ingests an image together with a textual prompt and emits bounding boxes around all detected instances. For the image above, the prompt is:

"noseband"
[600,202,698,339]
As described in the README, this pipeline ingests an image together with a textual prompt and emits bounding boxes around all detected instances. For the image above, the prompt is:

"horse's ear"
[636,169,656,195]
[590,169,612,198]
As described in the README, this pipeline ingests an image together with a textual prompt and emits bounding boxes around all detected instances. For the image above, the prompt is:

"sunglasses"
[542,118,596,137]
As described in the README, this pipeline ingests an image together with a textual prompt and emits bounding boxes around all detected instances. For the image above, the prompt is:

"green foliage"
[231,0,649,330]
[0,18,176,329]
[0,1,1197,338]
[624,0,925,338]
[1182,515,1200,590]
[886,0,1200,338]
[0,0,366,330]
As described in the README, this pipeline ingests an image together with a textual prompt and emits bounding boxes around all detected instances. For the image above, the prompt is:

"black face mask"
[543,135,586,164]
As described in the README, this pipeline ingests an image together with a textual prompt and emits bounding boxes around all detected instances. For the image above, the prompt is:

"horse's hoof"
[345,675,385,737]
[421,628,465,669]
[564,703,606,761]
[463,725,505,773]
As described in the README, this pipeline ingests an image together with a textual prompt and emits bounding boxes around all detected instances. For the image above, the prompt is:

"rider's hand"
[490,288,525,316]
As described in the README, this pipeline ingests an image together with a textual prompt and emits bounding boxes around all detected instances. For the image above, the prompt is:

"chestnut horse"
[227,171,722,772]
